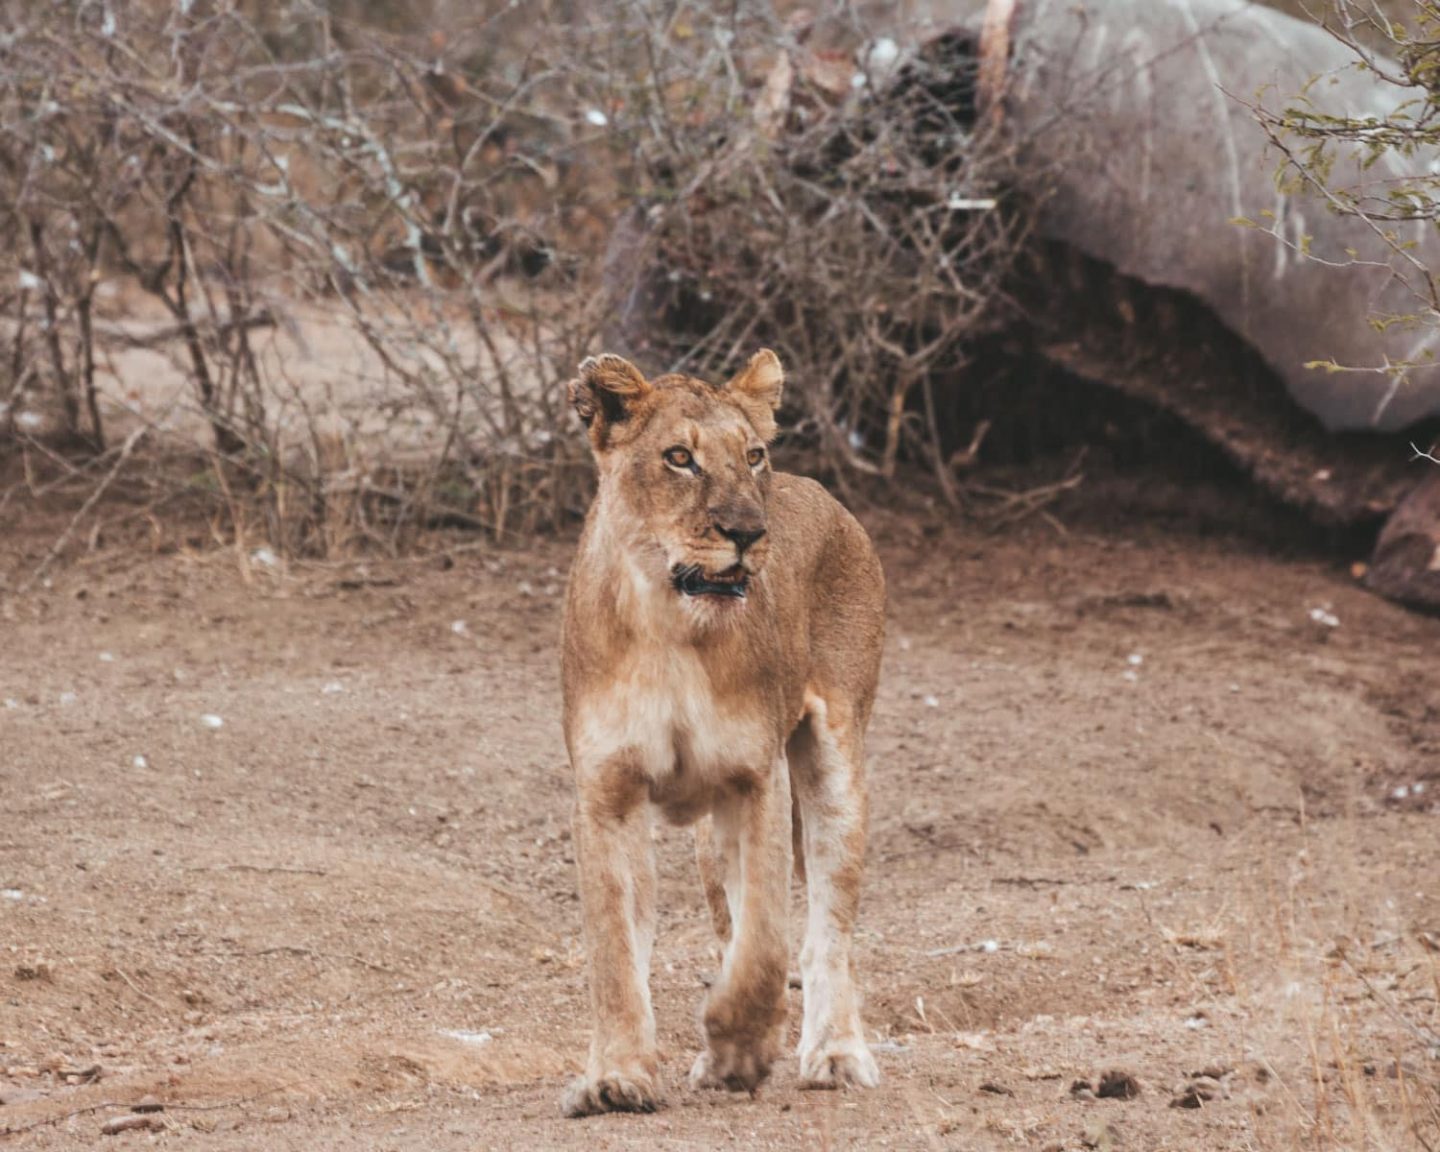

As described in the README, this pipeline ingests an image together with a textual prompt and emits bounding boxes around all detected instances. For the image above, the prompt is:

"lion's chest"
[573,644,775,823]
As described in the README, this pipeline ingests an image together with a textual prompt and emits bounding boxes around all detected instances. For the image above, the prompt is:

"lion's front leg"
[690,758,792,1094]
[562,756,661,1118]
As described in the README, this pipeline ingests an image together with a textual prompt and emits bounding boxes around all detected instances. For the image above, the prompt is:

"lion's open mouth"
[671,563,750,599]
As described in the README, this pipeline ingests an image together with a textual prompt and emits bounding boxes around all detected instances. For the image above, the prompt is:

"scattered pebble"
[1127,653,1144,666]
[131,1096,165,1114]
[1122,669,1139,683]
[583,108,608,127]
[132,755,148,769]
[1170,1075,1225,1108]
[251,548,279,568]
[978,1079,1013,1096]
[2,890,23,901]
[439,1029,494,1046]
[321,681,345,695]
[200,714,224,729]
[59,691,78,706]
[516,581,535,597]
[101,1114,161,1135]
[450,620,467,635]
[923,694,940,708]
[3,698,17,709]
[1184,1014,1208,1030]
[98,652,115,663]
[1096,1069,1142,1100]
[1308,607,1340,629]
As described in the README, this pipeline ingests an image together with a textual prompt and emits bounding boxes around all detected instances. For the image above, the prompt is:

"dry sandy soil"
[1,479,1438,1150]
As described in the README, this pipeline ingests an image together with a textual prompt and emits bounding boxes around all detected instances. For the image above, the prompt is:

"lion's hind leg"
[694,815,733,945]
[789,696,879,1090]
[689,761,792,1094]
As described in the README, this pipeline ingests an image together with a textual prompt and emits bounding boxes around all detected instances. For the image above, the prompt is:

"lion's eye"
[663,447,695,471]
[747,448,766,468]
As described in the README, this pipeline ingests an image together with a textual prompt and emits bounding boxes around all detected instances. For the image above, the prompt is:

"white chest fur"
[572,640,773,823]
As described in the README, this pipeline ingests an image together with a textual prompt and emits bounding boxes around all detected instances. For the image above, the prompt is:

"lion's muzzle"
[671,563,751,599]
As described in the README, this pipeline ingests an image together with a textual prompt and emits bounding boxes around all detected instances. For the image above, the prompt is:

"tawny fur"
[559,349,885,1118]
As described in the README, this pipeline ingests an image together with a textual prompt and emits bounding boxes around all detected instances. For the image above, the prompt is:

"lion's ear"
[569,354,651,442]
[726,349,784,441]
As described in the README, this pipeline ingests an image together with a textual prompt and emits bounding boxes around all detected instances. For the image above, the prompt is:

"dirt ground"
[2,479,1438,1150]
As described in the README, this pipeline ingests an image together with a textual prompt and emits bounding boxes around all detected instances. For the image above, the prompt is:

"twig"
[968,471,1085,530]
[91,310,276,351]
[18,425,146,594]
[1341,952,1440,1050]
[1412,442,1440,466]
[185,864,328,876]
[113,966,166,1010]
[0,1085,297,1139]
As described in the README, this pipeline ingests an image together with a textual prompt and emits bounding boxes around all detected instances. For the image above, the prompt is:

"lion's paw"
[688,1038,774,1095]
[561,1068,663,1118]
[798,1038,880,1090]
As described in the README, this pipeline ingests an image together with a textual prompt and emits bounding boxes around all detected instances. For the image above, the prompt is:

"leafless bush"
[609,17,1032,504]
[0,0,1029,555]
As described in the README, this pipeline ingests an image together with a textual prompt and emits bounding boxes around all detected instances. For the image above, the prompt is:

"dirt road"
[2,499,1437,1149]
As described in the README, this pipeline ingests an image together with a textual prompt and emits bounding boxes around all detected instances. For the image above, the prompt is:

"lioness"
[560,349,885,1117]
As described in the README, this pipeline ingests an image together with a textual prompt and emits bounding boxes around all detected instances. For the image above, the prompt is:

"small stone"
[101,1114,160,1135]
[131,1096,164,1113]
[1171,1076,1224,1108]
[1096,1069,1141,1100]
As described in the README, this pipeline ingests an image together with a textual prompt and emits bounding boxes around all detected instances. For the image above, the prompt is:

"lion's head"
[569,349,784,609]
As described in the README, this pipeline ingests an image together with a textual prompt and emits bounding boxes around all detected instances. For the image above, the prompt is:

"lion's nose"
[715,522,766,554]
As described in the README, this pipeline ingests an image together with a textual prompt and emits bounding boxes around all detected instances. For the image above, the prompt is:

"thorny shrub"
[0,0,1027,554]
